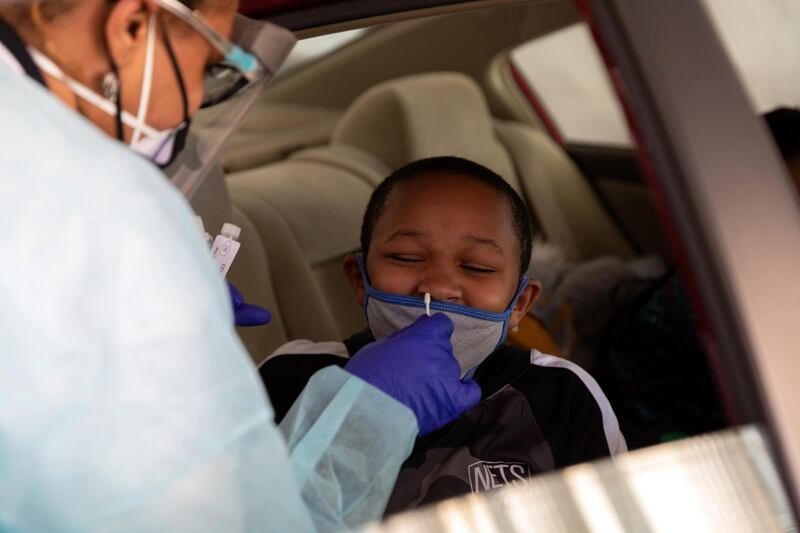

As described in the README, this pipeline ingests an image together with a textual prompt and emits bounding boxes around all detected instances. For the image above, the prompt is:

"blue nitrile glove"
[345,313,481,435]
[227,281,271,326]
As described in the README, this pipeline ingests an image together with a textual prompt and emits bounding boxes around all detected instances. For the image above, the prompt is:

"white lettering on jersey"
[468,461,531,493]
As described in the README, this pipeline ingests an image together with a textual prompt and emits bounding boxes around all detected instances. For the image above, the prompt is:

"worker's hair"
[360,156,534,277]
[0,0,75,23]
[0,0,225,26]
[764,107,800,161]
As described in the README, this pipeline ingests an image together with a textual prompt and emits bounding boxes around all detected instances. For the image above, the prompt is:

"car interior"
[178,0,800,524]
[188,1,675,371]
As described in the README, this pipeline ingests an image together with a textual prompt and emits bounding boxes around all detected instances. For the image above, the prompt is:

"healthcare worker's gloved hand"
[227,281,271,326]
[345,313,481,435]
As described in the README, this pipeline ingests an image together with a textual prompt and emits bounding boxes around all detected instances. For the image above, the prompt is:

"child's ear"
[508,280,542,329]
[343,254,366,306]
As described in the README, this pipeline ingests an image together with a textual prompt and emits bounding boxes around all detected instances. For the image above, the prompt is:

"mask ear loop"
[130,14,157,145]
[156,14,190,164]
[505,276,530,315]
[505,276,530,334]
[159,15,189,124]
[355,253,373,287]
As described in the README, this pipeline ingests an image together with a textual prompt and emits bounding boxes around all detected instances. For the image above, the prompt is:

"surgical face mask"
[28,14,189,167]
[356,254,529,377]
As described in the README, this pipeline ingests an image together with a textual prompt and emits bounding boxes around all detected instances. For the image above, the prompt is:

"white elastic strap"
[131,14,157,145]
[28,47,163,139]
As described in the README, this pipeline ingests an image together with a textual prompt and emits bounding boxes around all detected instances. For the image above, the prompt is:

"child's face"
[345,173,540,329]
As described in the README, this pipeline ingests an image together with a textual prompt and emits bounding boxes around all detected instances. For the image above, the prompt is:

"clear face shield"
[157,0,296,199]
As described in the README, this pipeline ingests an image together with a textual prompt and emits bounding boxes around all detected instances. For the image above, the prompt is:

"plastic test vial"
[211,223,241,278]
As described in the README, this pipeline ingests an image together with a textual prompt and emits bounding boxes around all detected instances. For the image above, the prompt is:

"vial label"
[211,234,241,278]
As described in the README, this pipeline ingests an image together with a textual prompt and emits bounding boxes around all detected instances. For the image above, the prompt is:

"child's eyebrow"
[464,235,505,256]
[384,230,426,243]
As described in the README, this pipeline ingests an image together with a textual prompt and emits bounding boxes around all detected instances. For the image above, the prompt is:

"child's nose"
[417,269,461,303]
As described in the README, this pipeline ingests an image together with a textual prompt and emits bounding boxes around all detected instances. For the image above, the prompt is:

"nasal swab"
[424,293,431,316]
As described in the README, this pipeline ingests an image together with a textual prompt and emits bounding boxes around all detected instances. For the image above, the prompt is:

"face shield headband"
[356,253,529,377]
[155,0,273,107]
[164,9,296,199]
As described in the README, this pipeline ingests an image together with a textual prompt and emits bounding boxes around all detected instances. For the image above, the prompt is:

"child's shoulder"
[512,350,627,455]
[512,349,611,411]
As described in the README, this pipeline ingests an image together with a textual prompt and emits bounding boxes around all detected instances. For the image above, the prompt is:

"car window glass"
[702,0,800,196]
[701,0,800,112]
[510,23,632,147]
[278,28,369,76]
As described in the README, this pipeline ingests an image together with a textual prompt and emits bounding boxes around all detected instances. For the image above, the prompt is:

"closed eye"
[386,254,424,263]
[461,264,497,274]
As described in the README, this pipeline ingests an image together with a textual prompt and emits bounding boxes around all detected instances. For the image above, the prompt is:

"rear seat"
[219,71,631,363]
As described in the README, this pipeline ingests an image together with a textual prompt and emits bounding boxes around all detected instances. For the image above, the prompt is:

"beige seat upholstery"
[483,50,544,126]
[221,70,632,363]
[495,122,633,260]
[221,103,342,173]
[332,72,520,192]
[186,158,290,360]
[226,156,383,363]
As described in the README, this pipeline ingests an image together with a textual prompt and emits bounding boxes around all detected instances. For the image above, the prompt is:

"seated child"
[260,156,626,514]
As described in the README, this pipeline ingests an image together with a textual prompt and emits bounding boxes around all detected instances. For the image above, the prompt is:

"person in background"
[764,107,800,193]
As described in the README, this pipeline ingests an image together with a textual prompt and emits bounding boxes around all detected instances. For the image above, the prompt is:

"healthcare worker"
[0,1,481,531]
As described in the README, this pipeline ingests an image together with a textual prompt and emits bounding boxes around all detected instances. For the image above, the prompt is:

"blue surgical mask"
[356,254,528,377]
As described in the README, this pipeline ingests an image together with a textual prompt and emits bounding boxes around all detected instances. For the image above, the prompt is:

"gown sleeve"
[280,366,417,532]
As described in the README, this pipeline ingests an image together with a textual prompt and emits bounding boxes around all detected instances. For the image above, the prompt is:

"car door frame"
[577,0,800,515]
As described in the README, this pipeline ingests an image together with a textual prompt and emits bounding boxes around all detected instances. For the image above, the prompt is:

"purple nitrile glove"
[227,281,271,327]
[345,313,481,436]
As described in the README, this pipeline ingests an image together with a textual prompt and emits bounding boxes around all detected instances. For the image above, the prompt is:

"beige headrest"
[332,72,517,184]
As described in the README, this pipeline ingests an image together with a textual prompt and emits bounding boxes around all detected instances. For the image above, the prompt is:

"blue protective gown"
[0,61,416,532]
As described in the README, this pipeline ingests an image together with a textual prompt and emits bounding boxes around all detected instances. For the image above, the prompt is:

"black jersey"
[260,330,625,515]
